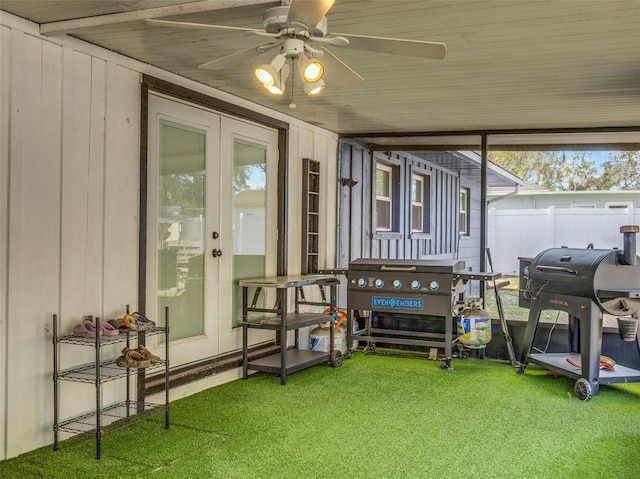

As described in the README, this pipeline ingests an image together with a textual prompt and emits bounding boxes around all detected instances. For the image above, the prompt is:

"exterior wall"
[0,12,338,460]
[458,175,482,274]
[489,190,640,210]
[337,141,482,273]
[488,206,640,274]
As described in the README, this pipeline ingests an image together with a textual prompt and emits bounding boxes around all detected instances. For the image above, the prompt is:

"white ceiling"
[2,0,639,148]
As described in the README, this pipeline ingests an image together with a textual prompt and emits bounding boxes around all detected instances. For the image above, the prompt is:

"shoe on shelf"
[72,320,102,338]
[107,318,130,332]
[123,312,156,331]
[136,345,160,364]
[100,321,120,336]
[116,347,151,368]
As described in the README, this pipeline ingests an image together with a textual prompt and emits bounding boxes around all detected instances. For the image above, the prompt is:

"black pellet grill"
[346,258,497,368]
[518,225,640,400]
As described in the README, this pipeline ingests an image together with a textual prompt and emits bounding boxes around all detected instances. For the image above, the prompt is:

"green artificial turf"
[2,352,640,478]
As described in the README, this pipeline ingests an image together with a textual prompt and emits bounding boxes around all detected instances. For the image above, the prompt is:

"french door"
[146,94,277,367]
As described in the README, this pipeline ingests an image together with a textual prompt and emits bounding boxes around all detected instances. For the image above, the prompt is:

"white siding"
[0,13,338,459]
[488,206,640,274]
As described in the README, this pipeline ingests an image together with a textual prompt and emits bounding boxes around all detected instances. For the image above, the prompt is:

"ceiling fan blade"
[287,0,335,29]
[318,48,364,88]
[331,32,446,60]
[199,42,281,70]
[145,19,278,37]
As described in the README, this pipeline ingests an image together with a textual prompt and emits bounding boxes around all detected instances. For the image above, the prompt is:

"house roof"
[1,0,639,150]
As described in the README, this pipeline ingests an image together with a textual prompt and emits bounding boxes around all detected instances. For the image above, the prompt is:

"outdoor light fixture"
[254,41,328,104]
[304,78,325,96]
[298,54,324,83]
[264,63,290,95]
[254,53,287,88]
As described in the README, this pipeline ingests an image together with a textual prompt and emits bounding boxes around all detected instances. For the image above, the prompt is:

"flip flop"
[123,312,156,331]
[566,356,615,371]
[108,318,129,332]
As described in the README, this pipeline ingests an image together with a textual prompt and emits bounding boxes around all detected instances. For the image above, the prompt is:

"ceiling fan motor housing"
[262,6,328,36]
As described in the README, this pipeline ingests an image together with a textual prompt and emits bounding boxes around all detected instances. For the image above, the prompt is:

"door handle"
[212,232,219,239]
[212,249,223,258]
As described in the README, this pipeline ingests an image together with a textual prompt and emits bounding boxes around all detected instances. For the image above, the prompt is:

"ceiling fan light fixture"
[255,53,287,87]
[264,63,290,95]
[304,78,325,96]
[299,56,324,82]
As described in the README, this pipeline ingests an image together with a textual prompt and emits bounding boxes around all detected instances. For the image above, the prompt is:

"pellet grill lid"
[529,247,640,316]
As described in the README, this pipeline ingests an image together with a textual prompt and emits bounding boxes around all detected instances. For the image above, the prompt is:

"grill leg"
[519,305,542,369]
[579,304,602,397]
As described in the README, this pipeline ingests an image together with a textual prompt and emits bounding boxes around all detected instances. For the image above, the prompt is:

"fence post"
[548,206,556,247]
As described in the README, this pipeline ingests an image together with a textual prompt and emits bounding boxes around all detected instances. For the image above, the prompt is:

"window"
[459,187,470,235]
[605,201,633,208]
[411,174,431,233]
[376,164,393,231]
[411,175,424,232]
[570,204,596,209]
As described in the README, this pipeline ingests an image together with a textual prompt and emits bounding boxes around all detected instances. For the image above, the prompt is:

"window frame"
[411,173,424,232]
[375,163,394,232]
[459,187,470,236]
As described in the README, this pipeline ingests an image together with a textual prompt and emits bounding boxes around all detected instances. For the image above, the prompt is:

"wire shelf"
[56,326,167,346]
[55,401,165,436]
[57,359,167,383]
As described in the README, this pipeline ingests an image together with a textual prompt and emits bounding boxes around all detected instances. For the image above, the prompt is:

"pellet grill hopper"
[518,225,640,400]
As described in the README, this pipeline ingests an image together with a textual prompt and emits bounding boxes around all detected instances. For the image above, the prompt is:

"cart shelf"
[241,274,341,385]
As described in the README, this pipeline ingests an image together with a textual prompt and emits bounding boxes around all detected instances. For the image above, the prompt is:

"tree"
[489,150,639,191]
[599,151,640,190]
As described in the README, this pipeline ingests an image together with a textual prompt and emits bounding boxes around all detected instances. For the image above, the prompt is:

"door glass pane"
[233,138,267,326]
[158,120,206,340]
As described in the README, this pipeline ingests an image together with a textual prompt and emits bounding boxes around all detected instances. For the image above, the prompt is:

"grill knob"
[429,281,440,291]
[357,278,367,288]
[393,279,402,289]
[411,280,421,290]
[375,278,384,288]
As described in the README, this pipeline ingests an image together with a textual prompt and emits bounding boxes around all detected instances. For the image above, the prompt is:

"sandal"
[72,320,102,338]
[116,347,151,368]
[136,345,160,364]
[123,312,156,331]
[100,321,120,336]
[107,318,129,332]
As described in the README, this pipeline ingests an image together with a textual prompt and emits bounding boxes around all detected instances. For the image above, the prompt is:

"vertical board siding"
[1,17,342,460]
[338,141,462,265]
[103,64,141,314]
[1,27,143,458]
[0,24,9,461]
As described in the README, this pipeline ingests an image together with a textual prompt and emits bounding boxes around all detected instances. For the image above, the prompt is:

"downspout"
[480,135,487,300]
[488,183,521,205]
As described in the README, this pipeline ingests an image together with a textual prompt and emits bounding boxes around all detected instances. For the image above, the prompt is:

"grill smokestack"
[620,225,639,266]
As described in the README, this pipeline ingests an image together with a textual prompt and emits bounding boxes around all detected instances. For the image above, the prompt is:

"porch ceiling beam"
[40,0,279,35]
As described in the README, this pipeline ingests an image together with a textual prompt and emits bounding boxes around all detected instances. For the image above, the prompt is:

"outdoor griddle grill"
[346,258,499,368]
[518,225,640,400]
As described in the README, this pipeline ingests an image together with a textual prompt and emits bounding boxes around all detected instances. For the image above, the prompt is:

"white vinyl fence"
[487,206,640,274]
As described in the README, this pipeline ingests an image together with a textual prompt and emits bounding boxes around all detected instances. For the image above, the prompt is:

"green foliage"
[489,150,640,191]
[600,151,640,190]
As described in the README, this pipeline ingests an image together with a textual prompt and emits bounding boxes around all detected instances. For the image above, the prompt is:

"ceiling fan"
[146,0,446,104]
